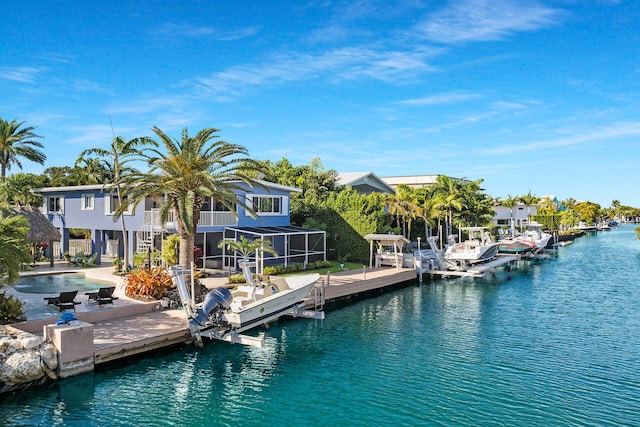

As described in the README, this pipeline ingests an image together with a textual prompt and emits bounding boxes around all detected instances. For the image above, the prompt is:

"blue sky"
[2,0,639,207]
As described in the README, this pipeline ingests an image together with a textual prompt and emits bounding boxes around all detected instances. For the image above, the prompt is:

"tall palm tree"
[76,136,156,272]
[123,126,263,290]
[432,175,464,244]
[502,194,520,236]
[385,184,421,239]
[519,191,539,224]
[0,118,46,177]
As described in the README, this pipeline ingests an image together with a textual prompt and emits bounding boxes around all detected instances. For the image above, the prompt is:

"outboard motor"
[193,287,233,326]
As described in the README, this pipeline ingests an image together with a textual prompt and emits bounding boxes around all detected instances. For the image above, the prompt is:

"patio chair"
[44,291,81,311]
[81,253,98,267]
[69,252,86,266]
[85,287,119,305]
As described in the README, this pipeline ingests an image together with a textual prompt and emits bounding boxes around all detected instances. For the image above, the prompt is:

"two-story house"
[33,180,326,273]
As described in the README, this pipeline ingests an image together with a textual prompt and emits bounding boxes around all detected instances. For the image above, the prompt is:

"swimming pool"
[12,273,104,294]
[9,274,106,321]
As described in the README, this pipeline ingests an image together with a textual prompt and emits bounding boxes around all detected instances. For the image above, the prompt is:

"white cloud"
[478,121,640,156]
[188,45,440,98]
[396,92,481,106]
[151,23,259,40]
[415,0,564,44]
[0,66,45,83]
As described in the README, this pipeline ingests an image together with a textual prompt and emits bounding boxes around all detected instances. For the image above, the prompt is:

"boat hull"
[223,274,320,333]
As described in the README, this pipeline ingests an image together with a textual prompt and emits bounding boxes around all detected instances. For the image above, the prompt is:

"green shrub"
[0,292,26,324]
[133,250,161,268]
[262,260,332,276]
[229,273,246,284]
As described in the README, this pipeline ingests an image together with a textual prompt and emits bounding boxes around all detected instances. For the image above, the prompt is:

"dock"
[10,251,539,371]
[12,264,421,368]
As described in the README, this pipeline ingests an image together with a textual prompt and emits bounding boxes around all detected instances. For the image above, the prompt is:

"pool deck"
[11,261,418,365]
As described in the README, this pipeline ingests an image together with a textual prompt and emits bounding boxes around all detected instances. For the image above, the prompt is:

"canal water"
[2,226,639,426]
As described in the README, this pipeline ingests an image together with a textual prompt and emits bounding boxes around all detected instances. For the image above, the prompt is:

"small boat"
[171,260,322,347]
[521,222,553,249]
[444,227,501,268]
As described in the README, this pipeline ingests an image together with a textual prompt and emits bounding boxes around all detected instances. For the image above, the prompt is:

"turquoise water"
[2,226,640,426]
[12,274,103,294]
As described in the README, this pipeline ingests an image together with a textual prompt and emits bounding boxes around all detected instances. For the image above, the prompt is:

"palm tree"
[0,118,46,177]
[385,184,421,239]
[519,191,539,223]
[123,126,263,292]
[0,213,32,286]
[502,194,520,236]
[76,136,156,272]
[432,175,464,244]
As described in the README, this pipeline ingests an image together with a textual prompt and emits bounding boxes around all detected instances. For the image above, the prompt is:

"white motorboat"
[171,260,322,347]
[444,227,501,268]
[519,222,553,250]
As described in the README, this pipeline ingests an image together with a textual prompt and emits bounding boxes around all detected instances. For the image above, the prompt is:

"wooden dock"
[13,266,420,366]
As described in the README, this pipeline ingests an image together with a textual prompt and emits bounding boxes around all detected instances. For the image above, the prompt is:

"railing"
[143,210,237,227]
[53,239,92,258]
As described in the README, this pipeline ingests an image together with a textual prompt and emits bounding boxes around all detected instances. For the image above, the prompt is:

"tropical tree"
[0,212,32,286]
[217,235,278,259]
[502,194,520,235]
[573,201,601,225]
[519,191,539,223]
[432,175,464,244]
[122,126,263,293]
[456,179,494,227]
[76,136,157,272]
[0,173,47,206]
[0,213,31,324]
[385,184,421,240]
[257,157,339,225]
[0,118,46,177]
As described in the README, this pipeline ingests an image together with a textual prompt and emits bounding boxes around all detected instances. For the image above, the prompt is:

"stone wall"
[0,325,58,394]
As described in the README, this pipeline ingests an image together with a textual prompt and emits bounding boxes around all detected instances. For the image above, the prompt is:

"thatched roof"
[6,206,61,243]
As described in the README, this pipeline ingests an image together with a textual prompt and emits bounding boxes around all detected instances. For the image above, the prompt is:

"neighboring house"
[336,172,395,195]
[33,181,326,272]
[492,203,539,228]
[380,175,470,190]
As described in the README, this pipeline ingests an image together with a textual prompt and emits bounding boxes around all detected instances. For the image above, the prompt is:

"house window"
[249,195,285,215]
[104,193,133,215]
[212,200,233,211]
[81,193,94,211]
[47,197,63,213]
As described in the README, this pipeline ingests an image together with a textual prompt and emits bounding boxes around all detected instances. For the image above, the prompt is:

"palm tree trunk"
[179,232,198,296]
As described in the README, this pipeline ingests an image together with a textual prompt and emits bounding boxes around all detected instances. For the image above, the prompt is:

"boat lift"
[171,263,324,348]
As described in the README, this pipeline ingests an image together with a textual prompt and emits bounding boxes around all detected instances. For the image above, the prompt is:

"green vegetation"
[77,135,157,272]
[0,213,31,324]
[1,114,639,271]
[0,118,46,177]
[217,235,278,259]
[121,127,264,295]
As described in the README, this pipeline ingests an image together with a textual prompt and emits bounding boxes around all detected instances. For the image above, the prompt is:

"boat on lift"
[171,260,323,347]
[444,227,501,269]
[499,222,552,254]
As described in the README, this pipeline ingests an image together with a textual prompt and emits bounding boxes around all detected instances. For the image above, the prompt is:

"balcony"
[144,210,237,229]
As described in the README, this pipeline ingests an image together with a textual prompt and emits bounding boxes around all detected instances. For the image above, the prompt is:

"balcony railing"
[144,210,237,228]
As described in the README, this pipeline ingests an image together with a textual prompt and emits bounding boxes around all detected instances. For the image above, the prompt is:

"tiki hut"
[6,206,61,267]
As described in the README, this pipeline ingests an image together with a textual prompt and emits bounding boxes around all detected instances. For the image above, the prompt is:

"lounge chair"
[69,252,86,266]
[81,253,98,267]
[85,287,118,305]
[44,291,81,311]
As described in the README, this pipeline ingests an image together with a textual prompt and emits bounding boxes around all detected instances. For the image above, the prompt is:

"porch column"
[91,229,103,265]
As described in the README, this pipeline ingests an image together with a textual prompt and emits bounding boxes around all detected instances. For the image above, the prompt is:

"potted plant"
[112,257,122,273]
[63,252,71,264]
